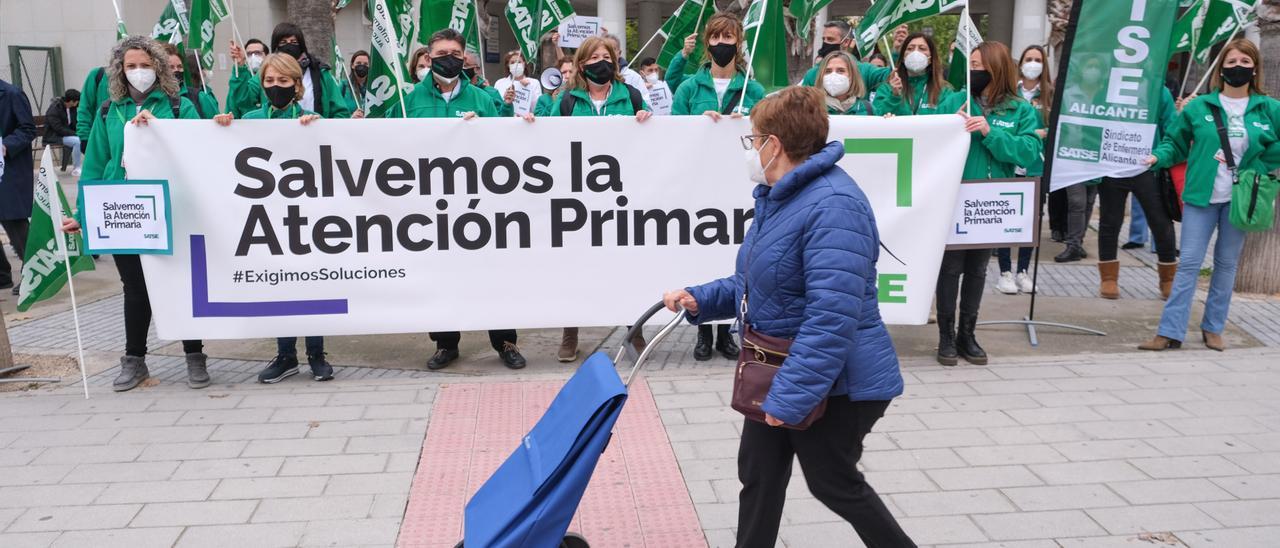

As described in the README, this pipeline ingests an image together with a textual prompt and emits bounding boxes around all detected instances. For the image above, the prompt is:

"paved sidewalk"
[0,345,1277,547]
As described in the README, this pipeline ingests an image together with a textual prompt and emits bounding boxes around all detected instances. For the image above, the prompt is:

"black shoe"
[1054,244,1086,263]
[694,326,713,361]
[258,354,299,384]
[308,353,333,381]
[715,326,739,360]
[0,280,12,290]
[1051,230,1065,243]
[499,342,526,369]
[10,283,18,296]
[956,313,988,365]
[1121,241,1145,250]
[427,348,459,370]
[936,316,959,366]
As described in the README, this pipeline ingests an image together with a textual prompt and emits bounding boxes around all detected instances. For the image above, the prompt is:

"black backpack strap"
[626,84,644,113]
[1207,103,1238,183]
[721,87,745,115]
[94,67,105,89]
[99,100,111,122]
[169,96,182,118]
[559,92,576,116]
[863,98,875,116]
[310,66,326,117]
[187,88,204,118]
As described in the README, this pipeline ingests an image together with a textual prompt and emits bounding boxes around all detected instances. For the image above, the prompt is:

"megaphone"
[540,67,564,92]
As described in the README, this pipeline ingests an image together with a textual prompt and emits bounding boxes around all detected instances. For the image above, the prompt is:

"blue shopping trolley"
[455,303,686,548]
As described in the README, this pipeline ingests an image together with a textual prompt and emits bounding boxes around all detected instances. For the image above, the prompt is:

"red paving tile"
[398,376,707,548]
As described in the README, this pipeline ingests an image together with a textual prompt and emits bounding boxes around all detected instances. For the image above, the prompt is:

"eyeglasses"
[740,134,770,150]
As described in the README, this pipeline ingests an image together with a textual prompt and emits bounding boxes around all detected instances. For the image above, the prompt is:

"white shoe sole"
[259,367,298,384]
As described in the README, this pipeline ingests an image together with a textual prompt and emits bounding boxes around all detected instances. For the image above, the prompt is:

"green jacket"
[826,98,875,116]
[801,62,892,92]
[241,103,318,120]
[339,79,366,113]
[938,89,1044,180]
[667,52,692,94]
[671,66,765,115]
[474,81,514,117]
[403,78,498,118]
[873,74,956,116]
[76,67,111,143]
[534,93,556,117]
[82,89,200,182]
[1153,92,1280,207]
[179,86,221,119]
[226,64,351,119]
[549,83,649,117]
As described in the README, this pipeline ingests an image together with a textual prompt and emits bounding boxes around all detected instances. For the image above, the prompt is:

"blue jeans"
[1127,195,1148,245]
[60,136,83,168]
[277,336,324,358]
[996,247,1032,273]
[1157,202,1246,341]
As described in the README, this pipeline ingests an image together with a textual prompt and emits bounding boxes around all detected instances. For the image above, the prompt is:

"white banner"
[122,116,968,339]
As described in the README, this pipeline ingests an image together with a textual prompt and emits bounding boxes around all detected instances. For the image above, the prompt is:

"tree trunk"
[1236,1,1280,295]
[290,0,336,66]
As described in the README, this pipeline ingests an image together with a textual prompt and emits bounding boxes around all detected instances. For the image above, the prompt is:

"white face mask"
[247,54,264,72]
[417,67,431,82]
[822,73,851,97]
[745,136,777,185]
[509,62,525,78]
[125,68,156,92]
[1021,61,1043,80]
[904,50,930,74]
[645,72,660,84]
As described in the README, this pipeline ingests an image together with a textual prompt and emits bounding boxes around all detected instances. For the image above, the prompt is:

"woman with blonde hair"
[546,36,650,119]
[814,50,874,115]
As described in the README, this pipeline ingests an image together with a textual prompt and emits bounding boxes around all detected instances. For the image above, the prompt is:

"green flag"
[333,37,348,84]
[743,0,789,90]
[789,0,834,40]
[365,0,416,118]
[420,0,483,58]
[1170,0,1202,55]
[505,0,576,60]
[855,0,965,57]
[335,0,354,9]
[152,0,190,46]
[947,9,982,90]
[1049,0,1179,191]
[656,0,716,74]
[18,149,94,313]
[188,0,230,70]
[1192,0,1257,63]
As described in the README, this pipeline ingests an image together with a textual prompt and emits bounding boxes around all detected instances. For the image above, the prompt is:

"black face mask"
[817,42,841,59]
[264,85,295,110]
[970,70,992,98]
[277,43,304,60]
[463,67,477,82]
[353,64,369,78]
[584,60,615,85]
[173,71,184,83]
[1221,65,1255,88]
[431,55,464,80]
[708,43,737,67]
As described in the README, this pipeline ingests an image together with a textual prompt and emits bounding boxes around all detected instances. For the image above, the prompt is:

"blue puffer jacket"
[686,141,904,425]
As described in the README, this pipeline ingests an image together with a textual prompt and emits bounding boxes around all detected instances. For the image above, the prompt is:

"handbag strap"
[1207,103,1239,184]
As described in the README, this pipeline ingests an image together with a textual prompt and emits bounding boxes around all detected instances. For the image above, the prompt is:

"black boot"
[714,324,739,359]
[956,313,989,365]
[1054,244,1086,263]
[936,315,958,366]
[694,325,713,361]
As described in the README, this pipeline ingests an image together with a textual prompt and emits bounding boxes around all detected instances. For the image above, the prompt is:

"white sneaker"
[72,168,82,177]
[996,271,1018,294]
[1016,271,1034,293]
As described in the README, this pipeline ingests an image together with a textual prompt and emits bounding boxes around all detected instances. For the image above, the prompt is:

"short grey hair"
[106,35,179,102]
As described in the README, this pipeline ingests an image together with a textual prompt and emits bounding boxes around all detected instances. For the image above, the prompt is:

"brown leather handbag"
[731,307,827,430]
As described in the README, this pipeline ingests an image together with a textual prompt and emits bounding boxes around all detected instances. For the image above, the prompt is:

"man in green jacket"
[226,24,350,119]
[225,39,268,116]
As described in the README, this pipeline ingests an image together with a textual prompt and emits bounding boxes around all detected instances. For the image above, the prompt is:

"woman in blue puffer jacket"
[663,87,913,548]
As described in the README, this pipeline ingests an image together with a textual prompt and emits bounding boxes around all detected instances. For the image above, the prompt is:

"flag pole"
[40,153,91,398]
[473,0,487,80]
[963,5,972,115]
[1178,55,1195,97]
[882,35,896,71]
[110,0,125,27]
[226,0,249,78]
[1191,24,1243,95]
[737,0,767,114]
[193,51,212,96]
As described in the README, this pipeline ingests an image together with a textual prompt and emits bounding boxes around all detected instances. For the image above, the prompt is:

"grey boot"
[113,355,149,392]
[186,353,211,389]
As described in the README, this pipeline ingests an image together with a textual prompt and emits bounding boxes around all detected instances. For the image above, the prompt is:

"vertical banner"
[855,0,965,57]
[505,0,576,60]
[120,115,969,338]
[1048,0,1179,191]
[656,0,716,75]
[364,0,416,118]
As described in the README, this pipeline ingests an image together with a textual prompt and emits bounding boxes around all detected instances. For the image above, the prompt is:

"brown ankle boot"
[1097,260,1121,299]
[557,328,579,362]
[1138,335,1182,351]
[1157,261,1177,300]
[1202,330,1225,351]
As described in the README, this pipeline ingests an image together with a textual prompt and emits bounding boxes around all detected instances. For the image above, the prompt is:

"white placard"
[512,82,536,116]
[79,180,173,254]
[122,115,970,338]
[646,82,673,115]
[558,16,601,48]
[945,178,1039,248]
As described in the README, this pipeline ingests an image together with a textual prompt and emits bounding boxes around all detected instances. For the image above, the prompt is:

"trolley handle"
[616,302,687,387]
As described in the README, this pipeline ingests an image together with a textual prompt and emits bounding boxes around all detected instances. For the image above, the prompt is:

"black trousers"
[935,248,990,322]
[736,398,914,548]
[0,218,29,285]
[1048,189,1068,233]
[429,330,517,353]
[698,323,732,341]
[114,254,203,357]
[1097,171,1177,263]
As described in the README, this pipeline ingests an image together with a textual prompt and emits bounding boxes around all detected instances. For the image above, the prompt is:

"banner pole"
[737,0,767,114]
